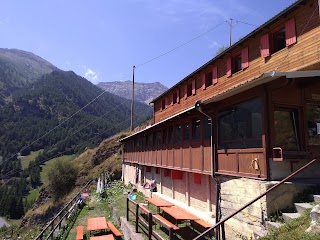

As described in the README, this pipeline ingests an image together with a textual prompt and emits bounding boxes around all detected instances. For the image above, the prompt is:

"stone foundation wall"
[122,162,312,239]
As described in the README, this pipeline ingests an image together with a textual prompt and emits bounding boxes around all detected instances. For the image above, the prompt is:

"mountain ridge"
[97,80,168,104]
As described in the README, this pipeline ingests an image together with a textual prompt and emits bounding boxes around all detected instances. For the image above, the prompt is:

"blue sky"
[0,0,296,88]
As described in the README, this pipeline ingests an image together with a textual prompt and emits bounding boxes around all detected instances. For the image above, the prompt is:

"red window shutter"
[192,79,196,95]
[202,73,206,90]
[171,170,183,180]
[156,167,160,174]
[184,85,187,99]
[176,89,180,103]
[285,18,296,46]
[160,100,163,111]
[171,94,173,106]
[212,66,218,85]
[194,173,201,184]
[226,57,231,77]
[260,33,270,58]
[165,96,168,108]
[241,47,249,69]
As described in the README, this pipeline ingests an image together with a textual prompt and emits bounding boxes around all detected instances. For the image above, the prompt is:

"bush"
[47,159,78,199]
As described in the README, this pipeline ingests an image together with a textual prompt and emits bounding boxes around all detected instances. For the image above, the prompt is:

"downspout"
[195,100,222,239]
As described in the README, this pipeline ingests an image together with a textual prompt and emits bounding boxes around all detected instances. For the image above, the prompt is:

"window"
[227,47,248,76]
[175,124,181,144]
[274,109,300,151]
[168,126,174,145]
[261,18,296,57]
[187,83,192,97]
[161,99,165,110]
[183,122,190,142]
[307,104,320,145]
[234,54,242,72]
[204,117,212,140]
[156,131,162,146]
[273,28,286,52]
[148,134,153,147]
[192,118,201,140]
[162,129,167,145]
[218,98,262,149]
[206,72,213,87]
[173,91,177,104]
[202,72,213,89]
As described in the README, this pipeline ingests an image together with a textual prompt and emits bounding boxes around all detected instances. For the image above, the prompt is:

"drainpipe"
[195,100,222,239]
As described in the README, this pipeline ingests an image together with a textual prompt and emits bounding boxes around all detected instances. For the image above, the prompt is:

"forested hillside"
[0,69,152,219]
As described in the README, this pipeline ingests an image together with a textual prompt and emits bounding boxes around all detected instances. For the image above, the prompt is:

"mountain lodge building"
[120,0,320,237]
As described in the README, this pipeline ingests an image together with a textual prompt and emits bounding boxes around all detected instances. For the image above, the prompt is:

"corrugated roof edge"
[119,105,196,142]
[150,0,306,104]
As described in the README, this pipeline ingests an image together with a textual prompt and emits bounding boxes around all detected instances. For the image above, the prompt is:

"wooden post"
[135,204,139,233]
[221,223,226,240]
[148,212,153,240]
[169,227,174,240]
[126,198,129,221]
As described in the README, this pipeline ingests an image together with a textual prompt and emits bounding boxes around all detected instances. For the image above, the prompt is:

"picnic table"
[145,197,175,207]
[87,217,108,233]
[89,235,115,240]
[160,206,199,224]
[145,197,174,213]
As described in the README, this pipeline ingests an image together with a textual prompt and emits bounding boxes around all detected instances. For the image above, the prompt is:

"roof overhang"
[119,105,196,142]
[150,0,306,104]
[202,70,320,105]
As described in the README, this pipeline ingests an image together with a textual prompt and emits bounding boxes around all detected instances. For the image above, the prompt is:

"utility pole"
[228,18,233,47]
[130,65,135,131]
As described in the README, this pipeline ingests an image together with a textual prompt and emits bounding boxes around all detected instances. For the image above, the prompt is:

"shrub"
[47,159,78,199]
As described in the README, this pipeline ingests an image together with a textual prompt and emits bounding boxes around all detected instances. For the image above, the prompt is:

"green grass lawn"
[259,210,320,240]
[20,150,43,170]
[24,154,77,210]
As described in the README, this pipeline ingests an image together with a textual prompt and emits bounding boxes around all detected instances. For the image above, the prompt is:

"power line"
[0,106,148,182]
[135,21,227,68]
[1,69,133,166]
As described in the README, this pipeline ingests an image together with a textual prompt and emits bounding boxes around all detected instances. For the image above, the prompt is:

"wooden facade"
[122,0,320,180]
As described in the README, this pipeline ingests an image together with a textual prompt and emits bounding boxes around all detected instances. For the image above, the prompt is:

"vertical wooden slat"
[241,47,249,69]
[260,33,270,58]
[285,18,297,46]
[212,66,218,85]
[226,57,231,77]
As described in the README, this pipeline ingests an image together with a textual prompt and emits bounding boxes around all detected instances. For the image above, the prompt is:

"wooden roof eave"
[150,0,306,104]
[201,70,320,105]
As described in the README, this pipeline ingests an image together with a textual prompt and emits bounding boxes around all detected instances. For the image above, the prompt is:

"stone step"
[265,221,283,231]
[294,202,313,214]
[282,212,300,222]
[313,195,320,203]
[253,228,268,240]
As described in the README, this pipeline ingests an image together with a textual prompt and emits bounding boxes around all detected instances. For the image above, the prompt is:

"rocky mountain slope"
[97,81,168,104]
[0,48,57,105]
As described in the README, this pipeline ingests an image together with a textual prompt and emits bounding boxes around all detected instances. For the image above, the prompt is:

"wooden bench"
[76,226,84,240]
[153,214,180,230]
[107,222,123,237]
[192,219,213,228]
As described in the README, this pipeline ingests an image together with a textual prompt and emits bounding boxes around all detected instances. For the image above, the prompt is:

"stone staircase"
[254,194,320,239]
